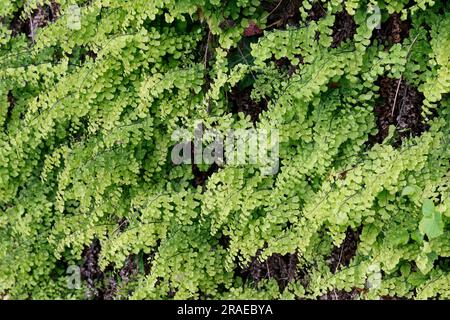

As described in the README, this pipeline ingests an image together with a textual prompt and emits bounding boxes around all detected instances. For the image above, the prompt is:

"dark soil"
[118,255,139,283]
[117,217,130,233]
[229,85,268,124]
[380,295,405,300]
[374,13,411,47]
[6,91,15,108]
[435,257,450,271]
[328,227,361,273]
[190,137,220,188]
[371,77,427,145]
[81,239,152,300]
[10,3,60,39]
[307,2,328,22]
[219,19,237,31]
[320,288,362,300]
[3,91,15,131]
[331,11,357,48]
[261,0,302,29]
[238,250,301,290]
[218,233,231,249]
[192,162,220,188]
[10,9,30,37]
[274,57,299,76]
[103,254,151,300]
[81,239,105,299]
[83,50,98,62]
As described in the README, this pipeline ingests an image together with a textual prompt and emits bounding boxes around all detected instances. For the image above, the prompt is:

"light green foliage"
[419,199,444,240]
[0,0,449,299]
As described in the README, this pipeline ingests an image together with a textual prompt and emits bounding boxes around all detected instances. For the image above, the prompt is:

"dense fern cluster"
[0,0,448,299]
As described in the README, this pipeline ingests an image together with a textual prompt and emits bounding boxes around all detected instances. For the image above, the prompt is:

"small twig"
[317,1,327,15]
[266,18,284,29]
[263,0,284,21]
[237,44,256,81]
[204,30,212,113]
[29,17,35,43]
[391,76,403,117]
[203,30,212,71]
[333,289,338,300]
[397,85,409,121]
[237,41,271,108]
[391,34,419,117]
[266,260,271,279]
[335,245,344,273]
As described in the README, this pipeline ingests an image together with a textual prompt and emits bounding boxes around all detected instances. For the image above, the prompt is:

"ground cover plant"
[0,0,449,300]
